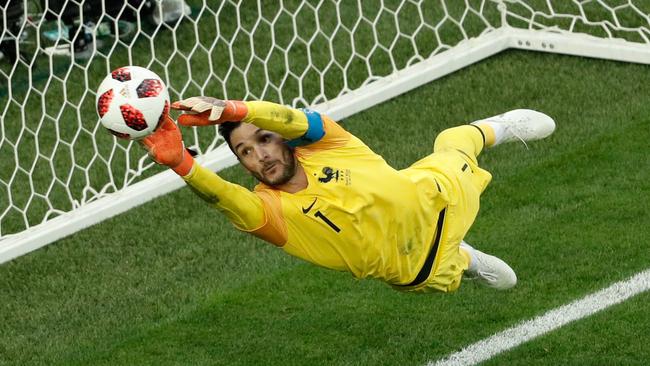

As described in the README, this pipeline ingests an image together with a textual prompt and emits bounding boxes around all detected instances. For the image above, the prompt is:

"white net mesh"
[0,0,648,244]
[502,0,650,43]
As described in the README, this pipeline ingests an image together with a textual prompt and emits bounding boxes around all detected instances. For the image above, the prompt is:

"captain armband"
[286,109,325,147]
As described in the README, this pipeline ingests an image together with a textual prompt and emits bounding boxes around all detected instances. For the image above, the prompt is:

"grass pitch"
[1,50,649,365]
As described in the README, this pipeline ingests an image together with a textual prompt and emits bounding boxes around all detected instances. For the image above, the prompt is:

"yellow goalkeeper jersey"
[181,101,490,290]
[249,116,447,285]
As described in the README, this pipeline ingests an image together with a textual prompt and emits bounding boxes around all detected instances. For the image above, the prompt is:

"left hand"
[171,97,248,126]
[171,96,226,123]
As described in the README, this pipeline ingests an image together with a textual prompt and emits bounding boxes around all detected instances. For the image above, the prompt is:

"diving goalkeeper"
[142,98,555,293]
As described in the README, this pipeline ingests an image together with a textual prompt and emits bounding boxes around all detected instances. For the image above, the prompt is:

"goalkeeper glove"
[170,97,248,126]
[140,116,194,176]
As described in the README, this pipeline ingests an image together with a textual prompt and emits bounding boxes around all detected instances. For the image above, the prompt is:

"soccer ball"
[96,66,170,140]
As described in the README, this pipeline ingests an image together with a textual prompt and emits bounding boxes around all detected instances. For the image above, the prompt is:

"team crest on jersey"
[317,166,351,185]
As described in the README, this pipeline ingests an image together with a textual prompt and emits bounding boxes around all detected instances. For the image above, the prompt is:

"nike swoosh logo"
[302,198,317,214]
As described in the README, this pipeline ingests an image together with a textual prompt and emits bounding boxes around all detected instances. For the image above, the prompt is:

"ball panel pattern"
[136,79,165,98]
[97,89,114,118]
[119,104,148,131]
[111,67,132,82]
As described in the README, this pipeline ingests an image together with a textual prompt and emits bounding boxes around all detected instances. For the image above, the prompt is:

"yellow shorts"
[396,125,492,293]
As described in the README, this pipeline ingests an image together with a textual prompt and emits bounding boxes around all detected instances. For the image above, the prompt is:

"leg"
[426,125,518,291]
[433,125,489,165]
[403,126,494,293]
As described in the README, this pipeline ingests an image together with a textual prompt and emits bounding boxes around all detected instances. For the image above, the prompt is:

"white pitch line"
[429,268,650,366]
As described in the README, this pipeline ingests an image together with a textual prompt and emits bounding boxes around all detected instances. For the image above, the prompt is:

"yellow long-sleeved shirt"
[181,102,487,289]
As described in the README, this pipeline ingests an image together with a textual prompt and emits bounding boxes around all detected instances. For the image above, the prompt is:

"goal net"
[1,0,649,262]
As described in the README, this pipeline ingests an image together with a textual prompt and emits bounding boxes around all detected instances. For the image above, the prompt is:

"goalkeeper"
[143,98,555,293]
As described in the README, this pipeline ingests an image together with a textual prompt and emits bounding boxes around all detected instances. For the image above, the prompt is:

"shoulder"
[294,112,352,155]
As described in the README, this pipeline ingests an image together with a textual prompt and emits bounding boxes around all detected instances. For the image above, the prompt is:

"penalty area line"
[428,268,650,366]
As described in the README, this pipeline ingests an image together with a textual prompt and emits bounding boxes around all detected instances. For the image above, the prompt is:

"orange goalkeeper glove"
[170,96,248,126]
[140,116,194,176]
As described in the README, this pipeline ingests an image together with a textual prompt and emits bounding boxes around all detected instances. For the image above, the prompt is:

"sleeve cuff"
[286,109,325,147]
[172,149,195,177]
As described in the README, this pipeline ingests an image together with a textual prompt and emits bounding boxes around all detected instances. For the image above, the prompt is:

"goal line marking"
[428,268,650,366]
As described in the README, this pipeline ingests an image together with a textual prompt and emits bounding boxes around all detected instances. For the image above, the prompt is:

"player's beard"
[253,147,297,187]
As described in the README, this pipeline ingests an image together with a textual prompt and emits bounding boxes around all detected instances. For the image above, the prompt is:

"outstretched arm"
[140,117,264,231]
[181,163,265,230]
[172,98,324,146]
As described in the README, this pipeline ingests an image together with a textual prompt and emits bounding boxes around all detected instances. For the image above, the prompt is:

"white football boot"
[472,109,556,147]
[461,242,517,290]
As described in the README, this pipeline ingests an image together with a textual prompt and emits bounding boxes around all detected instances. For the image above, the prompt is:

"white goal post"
[1,0,649,263]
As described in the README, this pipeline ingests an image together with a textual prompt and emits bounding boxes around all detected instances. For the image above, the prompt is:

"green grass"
[1,50,649,365]
[485,292,650,366]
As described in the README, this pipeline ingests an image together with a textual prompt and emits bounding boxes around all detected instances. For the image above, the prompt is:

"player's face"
[230,123,297,186]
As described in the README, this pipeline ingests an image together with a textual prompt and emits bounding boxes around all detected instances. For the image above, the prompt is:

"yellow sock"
[474,123,497,147]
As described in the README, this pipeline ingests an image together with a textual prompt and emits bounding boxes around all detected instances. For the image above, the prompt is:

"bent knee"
[433,126,484,158]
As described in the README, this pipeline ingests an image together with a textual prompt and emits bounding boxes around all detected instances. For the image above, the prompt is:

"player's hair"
[218,122,243,154]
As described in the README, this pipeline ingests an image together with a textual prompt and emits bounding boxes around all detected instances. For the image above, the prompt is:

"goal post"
[1,0,649,263]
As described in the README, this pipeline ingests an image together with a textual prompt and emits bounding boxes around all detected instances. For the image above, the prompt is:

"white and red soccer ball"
[96,66,170,140]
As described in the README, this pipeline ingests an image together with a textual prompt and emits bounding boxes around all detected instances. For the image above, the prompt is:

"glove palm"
[140,116,193,176]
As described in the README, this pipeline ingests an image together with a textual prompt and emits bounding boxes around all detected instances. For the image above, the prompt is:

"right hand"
[140,116,193,176]
[171,97,248,126]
